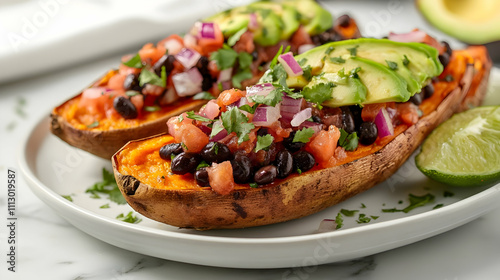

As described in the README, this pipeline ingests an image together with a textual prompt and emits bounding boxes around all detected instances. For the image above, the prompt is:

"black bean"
[200,142,232,163]
[341,107,356,134]
[123,74,142,91]
[159,143,183,160]
[170,152,202,175]
[293,151,315,172]
[422,84,435,99]
[153,54,175,76]
[438,52,450,68]
[231,154,253,183]
[358,122,378,145]
[311,115,322,123]
[196,56,210,76]
[336,14,351,28]
[311,28,337,45]
[283,131,306,153]
[254,165,277,185]
[257,127,269,137]
[113,96,138,119]
[349,105,363,129]
[194,168,210,187]
[409,92,423,105]
[201,75,214,91]
[251,51,259,61]
[275,150,293,178]
[442,41,452,57]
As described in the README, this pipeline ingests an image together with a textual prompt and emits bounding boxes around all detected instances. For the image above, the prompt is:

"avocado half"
[417,0,500,44]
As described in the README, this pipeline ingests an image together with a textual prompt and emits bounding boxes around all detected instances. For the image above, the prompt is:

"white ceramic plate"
[19,67,500,268]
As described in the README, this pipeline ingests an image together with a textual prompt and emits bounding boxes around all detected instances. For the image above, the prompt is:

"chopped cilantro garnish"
[335,212,343,229]
[356,213,371,223]
[193,91,215,100]
[122,53,143,68]
[255,134,274,152]
[371,215,379,220]
[386,60,398,70]
[116,211,142,224]
[210,47,239,70]
[196,161,210,170]
[297,58,308,66]
[232,68,253,88]
[293,127,315,143]
[186,111,214,122]
[302,65,313,81]
[238,52,253,70]
[330,56,346,64]
[247,87,283,106]
[296,168,302,174]
[181,142,188,151]
[61,195,73,202]
[227,27,248,46]
[249,182,259,188]
[403,55,410,66]
[360,203,366,208]
[286,90,304,99]
[433,204,444,210]
[340,209,359,217]
[301,83,334,109]
[382,193,435,213]
[86,168,126,205]
[209,122,225,138]
[144,106,161,112]
[443,191,454,197]
[87,121,99,128]
[239,104,258,114]
[221,106,255,144]
[325,46,335,55]
[139,68,165,87]
[347,45,359,56]
[125,90,141,97]
[338,129,358,151]
[100,204,110,209]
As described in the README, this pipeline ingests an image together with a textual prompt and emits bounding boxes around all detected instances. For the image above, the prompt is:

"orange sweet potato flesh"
[113,46,491,230]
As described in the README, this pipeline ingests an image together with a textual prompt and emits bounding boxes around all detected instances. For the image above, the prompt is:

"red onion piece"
[198,124,212,136]
[291,108,312,127]
[388,30,426,43]
[210,120,228,142]
[252,104,281,127]
[246,83,274,97]
[227,97,248,109]
[317,219,337,233]
[220,81,232,91]
[298,44,316,54]
[278,52,303,77]
[280,95,304,120]
[299,121,323,134]
[218,67,233,82]
[199,100,220,120]
[172,68,203,97]
[200,22,216,39]
[248,13,259,31]
[374,108,394,138]
[175,48,201,69]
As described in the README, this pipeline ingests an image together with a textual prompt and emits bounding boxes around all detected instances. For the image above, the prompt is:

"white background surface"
[1,0,500,279]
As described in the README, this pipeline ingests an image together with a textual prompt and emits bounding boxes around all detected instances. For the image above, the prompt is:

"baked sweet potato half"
[50,0,361,159]
[113,42,490,230]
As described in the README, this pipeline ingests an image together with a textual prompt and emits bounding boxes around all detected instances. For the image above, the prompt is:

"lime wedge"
[416,106,500,187]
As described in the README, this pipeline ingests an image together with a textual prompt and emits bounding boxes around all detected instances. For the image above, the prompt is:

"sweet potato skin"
[113,47,491,229]
[50,73,207,160]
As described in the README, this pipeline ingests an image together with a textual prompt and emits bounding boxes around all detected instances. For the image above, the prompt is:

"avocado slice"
[417,0,500,44]
[284,0,333,35]
[293,38,443,95]
[247,2,300,40]
[307,72,368,107]
[322,57,410,104]
[205,12,249,37]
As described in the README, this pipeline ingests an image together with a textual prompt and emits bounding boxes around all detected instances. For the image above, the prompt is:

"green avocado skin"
[204,0,333,46]
[261,38,443,107]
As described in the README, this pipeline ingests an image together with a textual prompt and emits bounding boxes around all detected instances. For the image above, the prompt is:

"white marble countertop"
[1,1,500,279]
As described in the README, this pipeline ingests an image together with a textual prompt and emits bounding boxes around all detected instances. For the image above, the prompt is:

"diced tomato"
[208,59,220,78]
[199,99,220,120]
[166,113,191,139]
[197,23,224,56]
[290,26,313,49]
[361,104,386,122]
[233,31,255,54]
[267,121,291,142]
[176,123,210,153]
[139,43,164,65]
[207,161,235,195]
[217,89,246,111]
[107,74,126,91]
[307,125,341,164]
[397,102,419,125]
[130,94,144,113]
[157,34,184,55]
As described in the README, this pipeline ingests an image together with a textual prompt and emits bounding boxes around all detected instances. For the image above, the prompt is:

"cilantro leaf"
[402,193,435,213]
[196,161,210,170]
[356,213,371,224]
[122,53,143,68]
[325,46,335,55]
[144,105,161,112]
[221,107,255,144]
[301,83,334,107]
[116,211,142,224]
[87,121,99,128]
[238,104,258,114]
[285,91,304,99]
[193,91,215,100]
[403,55,410,66]
[347,45,359,56]
[385,60,398,70]
[186,111,214,122]
[227,27,248,46]
[86,168,126,205]
[335,212,343,229]
[330,56,346,64]
[232,68,253,89]
[247,87,283,106]
[139,68,165,87]
[125,90,141,97]
[293,128,315,143]
[255,134,274,152]
[302,65,313,81]
[210,47,238,70]
[238,52,253,70]
[338,129,358,151]
[61,195,73,202]
[340,209,359,217]
[209,122,225,138]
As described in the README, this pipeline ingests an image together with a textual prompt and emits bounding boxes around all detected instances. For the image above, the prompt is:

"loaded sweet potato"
[112,31,491,230]
[50,0,362,159]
